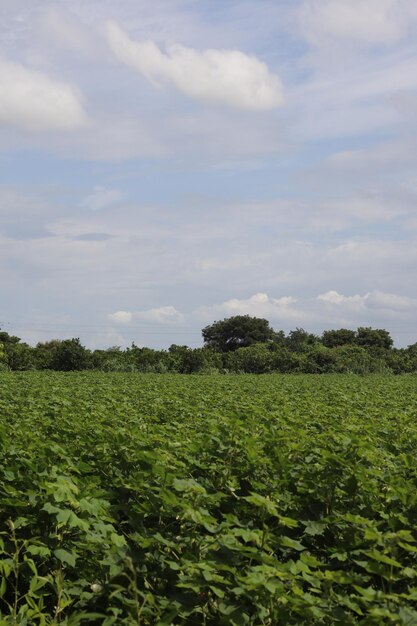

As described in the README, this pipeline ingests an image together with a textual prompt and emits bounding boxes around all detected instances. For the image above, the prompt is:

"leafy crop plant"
[1,372,417,624]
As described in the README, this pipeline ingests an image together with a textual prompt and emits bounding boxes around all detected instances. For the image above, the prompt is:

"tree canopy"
[0,321,410,374]
[202,315,277,352]
[321,328,356,348]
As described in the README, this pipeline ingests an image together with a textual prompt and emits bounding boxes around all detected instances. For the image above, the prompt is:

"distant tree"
[91,346,136,372]
[286,328,318,352]
[332,345,374,374]
[34,340,63,370]
[5,342,35,370]
[51,338,91,371]
[0,331,21,346]
[168,345,222,374]
[272,330,287,345]
[202,315,277,352]
[322,329,356,348]
[270,345,301,373]
[302,344,337,373]
[0,341,6,369]
[355,327,393,350]
[225,343,274,373]
[0,330,35,370]
[405,343,417,373]
[385,348,410,374]
[130,346,169,373]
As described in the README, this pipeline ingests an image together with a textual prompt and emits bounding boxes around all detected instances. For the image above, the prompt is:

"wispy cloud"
[297,0,416,47]
[80,186,124,211]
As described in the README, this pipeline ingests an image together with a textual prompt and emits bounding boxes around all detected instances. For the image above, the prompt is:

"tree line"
[0,315,416,374]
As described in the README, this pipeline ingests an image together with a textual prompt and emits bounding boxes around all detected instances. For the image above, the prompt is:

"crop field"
[1,373,417,625]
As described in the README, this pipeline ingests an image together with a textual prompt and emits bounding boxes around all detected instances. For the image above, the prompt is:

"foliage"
[168,345,223,374]
[1,323,414,374]
[322,329,357,348]
[299,344,337,373]
[50,338,92,371]
[0,331,34,371]
[33,340,65,370]
[285,328,319,352]
[5,342,35,371]
[2,373,417,623]
[91,347,137,372]
[332,345,377,374]
[202,316,277,352]
[225,343,274,373]
[356,327,394,350]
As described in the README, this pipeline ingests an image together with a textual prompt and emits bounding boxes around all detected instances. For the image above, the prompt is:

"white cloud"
[109,306,184,325]
[105,20,284,111]
[108,310,133,324]
[198,293,304,323]
[318,290,416,312]
[135,305,184,324]
[298,0,412,46]
[0,58,87,131]
[317,290,364,306]
[80,186,124,211]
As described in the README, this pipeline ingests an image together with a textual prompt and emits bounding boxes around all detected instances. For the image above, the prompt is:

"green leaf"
[54,548,78,567]
[110,533,126,548]
[399,606,417,625]
[353,585,377,601]
[56,508,89,530]
[29,576,48,593]
[209,585,225,598]
[42,502,60,514]
[244,493,278,516]
[0,576,6,598]
[303,521,326,536]
[279,536,305,551]
[365,550,403,568]
[27,544,51,557]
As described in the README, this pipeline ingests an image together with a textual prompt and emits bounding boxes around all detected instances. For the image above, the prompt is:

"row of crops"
[1,373,417,624]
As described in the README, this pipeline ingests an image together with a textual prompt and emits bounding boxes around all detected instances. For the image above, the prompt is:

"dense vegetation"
[1,372,417,624]
[1,317,417,374]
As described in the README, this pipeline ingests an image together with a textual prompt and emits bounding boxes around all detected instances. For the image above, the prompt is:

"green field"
[1,373,417,625]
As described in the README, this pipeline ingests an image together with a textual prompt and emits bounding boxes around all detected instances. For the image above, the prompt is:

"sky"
[1,0,417,349]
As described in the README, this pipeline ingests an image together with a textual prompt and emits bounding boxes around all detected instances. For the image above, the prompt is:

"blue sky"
[1,0,417,348]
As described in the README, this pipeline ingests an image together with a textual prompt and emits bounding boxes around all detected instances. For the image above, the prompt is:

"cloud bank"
[107,290,417,343]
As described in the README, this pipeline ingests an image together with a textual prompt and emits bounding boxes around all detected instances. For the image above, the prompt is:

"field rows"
[1,373,417,624]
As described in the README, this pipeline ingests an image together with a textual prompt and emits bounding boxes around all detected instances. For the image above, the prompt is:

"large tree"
[202,315,277,352]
